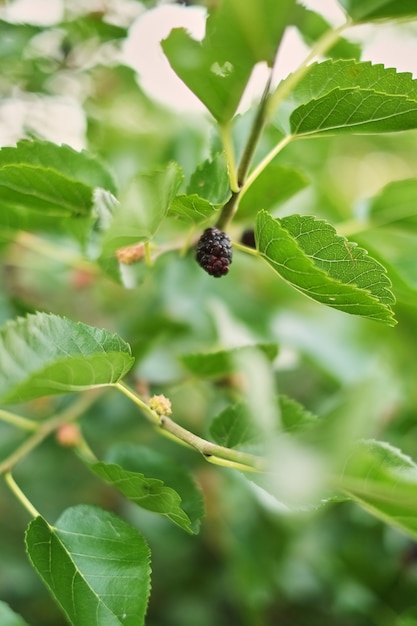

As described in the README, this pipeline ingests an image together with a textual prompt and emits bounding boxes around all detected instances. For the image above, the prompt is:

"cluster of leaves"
[1,1,417,625]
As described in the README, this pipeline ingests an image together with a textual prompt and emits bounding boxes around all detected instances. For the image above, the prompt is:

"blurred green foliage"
[1,1,417,625]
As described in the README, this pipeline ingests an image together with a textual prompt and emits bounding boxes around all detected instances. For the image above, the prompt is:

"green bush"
[1,1,417,624]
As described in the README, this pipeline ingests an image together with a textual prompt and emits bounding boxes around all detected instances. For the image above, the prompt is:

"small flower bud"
[56,423,81,448]
[148,394,172,416]
[115,243,145,265]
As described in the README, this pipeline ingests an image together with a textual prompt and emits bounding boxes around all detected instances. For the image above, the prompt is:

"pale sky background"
[0,0,417,145]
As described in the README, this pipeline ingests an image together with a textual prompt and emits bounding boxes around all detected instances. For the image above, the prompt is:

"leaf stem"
[115,382,264,471]
[266,22,351,119]
[0,409,39,432]
[219,122,240,193]
[237,71,273,187]
[0,391,101,475]
[15,231,97,274]
[240,134,294,198]
[4,472,40,518]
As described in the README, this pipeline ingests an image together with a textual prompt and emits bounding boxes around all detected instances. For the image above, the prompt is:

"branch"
[115,382,265,472]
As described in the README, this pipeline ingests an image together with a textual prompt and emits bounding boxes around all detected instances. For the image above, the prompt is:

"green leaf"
[368,178,417,229]
[101,163,183,252]
[25,506,151,626]
[0,602,30,626]
[0,139,117,195]
[186,153,231,206]
[93,444,204,534]
[291,60,417,107]
[291,88,417,136]
[291,6,361,60]
[339,440,417,539]
[0,140,117,238]
[169,194,217,224]
[210,395,317,450]
[337,0,417,21]
[210,402,261,450]
[255,211,396,324]
[181,343,278,379]
[161,0,295,122]
[238,164,309,219]
[0,312,134,404]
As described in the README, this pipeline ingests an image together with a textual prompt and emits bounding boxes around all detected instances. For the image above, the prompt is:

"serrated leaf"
[0,312,134,404]
[210,395,317,450]
[339,440,417,539]
[181,343,278,379]
[169,194,217,224]
[238,164,309,219]
[0,602,29,626]
[101,163,183,253]
[291,60,417,106]
[25,506,151,626]
[255,211,396,324]
[0,140,117,238]
[0,140,117,194]
[291,6,361,60]
[93,444,204,534]
[186,153,231,206]
[162,0,295,122]
[291,87,417,136]
[337,0,417,21]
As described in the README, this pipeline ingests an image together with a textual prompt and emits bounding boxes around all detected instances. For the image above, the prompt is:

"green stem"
[144,241,153,267]
[16,231,97,274]
[0,409,38,432]
[240,134,294,198]
[0,391,101,475]
[220,122,240,193]
[4,472,40,518]
[115,382,264,471]
[215,191,240,230]
[237,71,273,187]
[266,22,351,119]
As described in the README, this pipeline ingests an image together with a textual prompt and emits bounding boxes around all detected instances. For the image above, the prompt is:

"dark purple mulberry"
[195,227,232,277]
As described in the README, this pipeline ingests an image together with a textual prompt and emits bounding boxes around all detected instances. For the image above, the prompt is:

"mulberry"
[196,227,232,277]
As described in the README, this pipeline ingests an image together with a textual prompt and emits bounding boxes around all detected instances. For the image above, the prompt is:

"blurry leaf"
[0,166,93,216]
[0,140,117,195]
[291,5,361,60]
[238,164,309,219]
[0,20,41,59]
[291,60,417,106]
[25,506,151,626]
[181,343,278,378]
[95,444,205,534]
[279,395,318,433]
[357,230,417,299]
[339,440,417,539]
[368,178,417,229]
[162,0,295,122]
[0,140,117,240]
[255,211,396,324]
[169,194,217,223]
[291,89,417,136]
[0,602,29,626]
[336,0,417,21]
[210,402,261,450]
[186,153,231,206]
[62,15,128,46]
[101,163,183,252]
[0,312,134,404]
[210,394,317,450]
